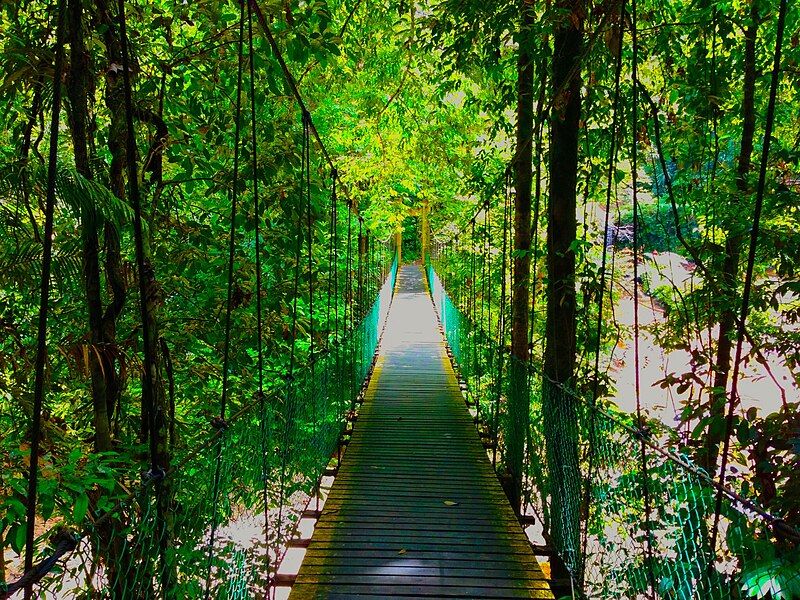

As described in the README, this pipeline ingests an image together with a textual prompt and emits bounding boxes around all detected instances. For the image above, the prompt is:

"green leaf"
[73,493,89,524]
[10,522,26,554]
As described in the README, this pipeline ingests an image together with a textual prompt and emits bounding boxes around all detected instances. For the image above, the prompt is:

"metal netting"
[3,257,398,600]
[426,263,800,600]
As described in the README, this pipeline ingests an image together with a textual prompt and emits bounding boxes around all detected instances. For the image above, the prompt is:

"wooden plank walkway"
[290,265,553,599]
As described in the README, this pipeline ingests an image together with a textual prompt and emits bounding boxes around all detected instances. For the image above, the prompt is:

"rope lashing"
[7,532,78,600]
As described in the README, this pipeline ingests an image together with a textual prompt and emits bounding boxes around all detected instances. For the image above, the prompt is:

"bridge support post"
[395,229,402,264]
[420,201,429,264]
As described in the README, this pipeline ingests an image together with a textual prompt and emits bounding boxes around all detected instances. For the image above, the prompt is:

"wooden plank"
[288,266,553,600]
[294,574,551,589]
[291,584,554,599]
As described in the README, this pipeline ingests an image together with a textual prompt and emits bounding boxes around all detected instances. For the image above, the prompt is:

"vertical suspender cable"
[581,0,624,573]
[630,0,656,593]
[275,110,308,585]
[246,1,272,586]
[304,112,314,367]
[346,202,354,403]
[470,219,477,405]
[332,174,339,341]
[479,212,487,425]
[485,207,493,445]
[288,125,305,379]
[301,110,321,513]
[326,171,338,350]
[357,217,364,323]
[217,0,245,423]
[710,0,789,556]
[117,0,177,590]
[204,3,245,596]
[23,2,67,597]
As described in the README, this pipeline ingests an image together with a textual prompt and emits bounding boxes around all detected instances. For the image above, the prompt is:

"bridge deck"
[290,265,553,599]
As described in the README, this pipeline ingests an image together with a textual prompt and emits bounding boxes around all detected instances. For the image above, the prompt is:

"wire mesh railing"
[2,257,397,600]
[426,262,800,600]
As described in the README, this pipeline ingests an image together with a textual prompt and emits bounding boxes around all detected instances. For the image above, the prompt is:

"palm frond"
[0,233,84,293]
[55,167,137,232]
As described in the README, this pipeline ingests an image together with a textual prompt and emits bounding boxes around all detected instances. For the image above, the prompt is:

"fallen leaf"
[443,500,458,506]
[398,548,407,555]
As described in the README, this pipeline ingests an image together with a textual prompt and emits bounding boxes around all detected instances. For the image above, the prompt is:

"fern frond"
[0,233,84,293]
[55,168,137,231]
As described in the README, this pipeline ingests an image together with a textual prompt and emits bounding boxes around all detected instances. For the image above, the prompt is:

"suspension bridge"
[289,266,552,599]
[4,0,798,596]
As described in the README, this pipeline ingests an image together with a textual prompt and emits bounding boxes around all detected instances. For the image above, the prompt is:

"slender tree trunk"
[542,0,583,581]
[93,0,173,593]
[67,0,114,453]
[65,2,131,597]
[20,75,44,243]
[506,0,536,514]
[703,5,758,472]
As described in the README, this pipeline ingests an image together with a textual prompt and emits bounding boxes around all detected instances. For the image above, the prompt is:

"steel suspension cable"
[346,201,354,403]
[23,2,67,597]
[470,218,478,409]
[332,174,340,341]
[479,214,488,426]
[304,112,314,368]
[116,0,178,590]
[631,0,656,591]
[274,111,310,580]
[246,1,272,586]
[326,170,338,349]
[204,2,246,595]
[485,207,494,446]
[580,0,625,575]
[357,216,364,322]
[710,0,789,556]
[247,0,333,170]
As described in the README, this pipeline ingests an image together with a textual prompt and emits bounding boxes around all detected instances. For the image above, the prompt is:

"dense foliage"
[1,0,799,596]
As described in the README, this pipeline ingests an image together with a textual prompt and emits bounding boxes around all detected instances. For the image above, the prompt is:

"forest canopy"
[1,0,799,596]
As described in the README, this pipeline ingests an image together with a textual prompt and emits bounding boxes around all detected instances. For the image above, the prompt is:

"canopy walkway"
[290,265,552,599]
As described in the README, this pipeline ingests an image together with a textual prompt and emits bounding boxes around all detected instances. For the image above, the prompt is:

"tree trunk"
[506,0,536,514]
[67,0,114,453]
[95,0,129,436]
[542,0,583,581]
[703,4,758,472]
[20,75,44,243]
[93,0,173,593]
